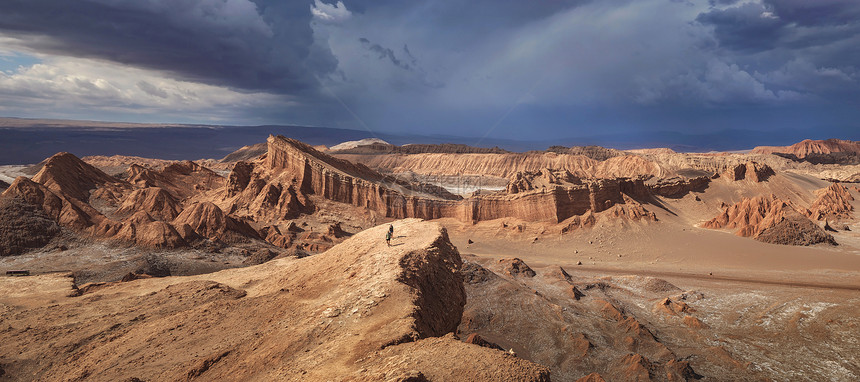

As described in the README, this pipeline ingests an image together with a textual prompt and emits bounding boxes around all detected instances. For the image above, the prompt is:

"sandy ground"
[437,173,860,291]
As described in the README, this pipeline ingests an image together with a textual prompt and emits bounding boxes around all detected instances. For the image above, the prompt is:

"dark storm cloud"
[697,0,860,53]
[696,3,785,52]
[0,0,336,93]
[767,0,860,27]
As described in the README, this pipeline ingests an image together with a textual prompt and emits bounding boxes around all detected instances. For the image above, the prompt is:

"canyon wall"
[242,136,689,224]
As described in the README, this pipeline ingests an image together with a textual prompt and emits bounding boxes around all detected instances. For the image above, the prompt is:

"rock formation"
[31,152,126,202]
[805,183,854,221]
[703,195,836,245]
[115,211,187,248]
[2,176,102,230]
[115,187,181,221]
[230,135,661,225]
[173,201,259,243]
[126,160,223,200]
[720,162,775,182]
[1,151,266,250]
[648,176,709,197]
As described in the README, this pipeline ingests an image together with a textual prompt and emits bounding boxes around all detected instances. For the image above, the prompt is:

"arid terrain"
[1,136,859,381]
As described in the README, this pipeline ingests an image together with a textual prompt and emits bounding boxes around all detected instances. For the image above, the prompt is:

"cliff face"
[236,136,671,224]
[720,162,775,182]
[334,151,599,178]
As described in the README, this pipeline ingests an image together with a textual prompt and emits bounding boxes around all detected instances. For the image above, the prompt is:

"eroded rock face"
[2,176,100,230]
[703,195,836,245]
[115,187,181,221]
[173,202,259,243]
[805,183,854,221]
[226,161,254,197]
[649,176,710,197]
[720,162,775,182]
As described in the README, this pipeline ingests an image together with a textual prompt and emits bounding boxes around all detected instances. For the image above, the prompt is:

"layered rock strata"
[237,136,674,224]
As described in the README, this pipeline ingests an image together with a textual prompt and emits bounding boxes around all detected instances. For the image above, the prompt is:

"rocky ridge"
[0,220,550,381]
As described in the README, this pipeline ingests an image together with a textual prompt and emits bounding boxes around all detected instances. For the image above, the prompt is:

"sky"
[0,0,858,143]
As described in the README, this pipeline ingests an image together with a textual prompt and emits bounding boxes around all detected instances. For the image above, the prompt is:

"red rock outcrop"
[173,201,259,243]
[2,175,191,249]
[115,211,187,248]
[1,176,101,230]
[32,152,130,204]
[226,161,254,197]
[805,183,854,221]
[704,195,836,245]
[31,152,127,202]
[720,162,775,182]
[561,211,597,233]
[115,187,181,221]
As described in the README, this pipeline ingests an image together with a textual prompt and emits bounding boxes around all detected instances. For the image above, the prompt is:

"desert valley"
[1,134,859,381]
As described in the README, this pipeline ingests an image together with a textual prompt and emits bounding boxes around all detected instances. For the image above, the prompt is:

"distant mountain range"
[0,117,856,164]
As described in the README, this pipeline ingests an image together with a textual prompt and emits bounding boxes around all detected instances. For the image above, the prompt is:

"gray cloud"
[0,0,336,94]
[358,38,411,71]
[137,81,169,99]
[697,0,860,52]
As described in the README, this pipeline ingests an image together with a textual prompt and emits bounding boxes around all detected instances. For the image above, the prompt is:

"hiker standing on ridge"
[385,229,392,246]
[389,224,394,237]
